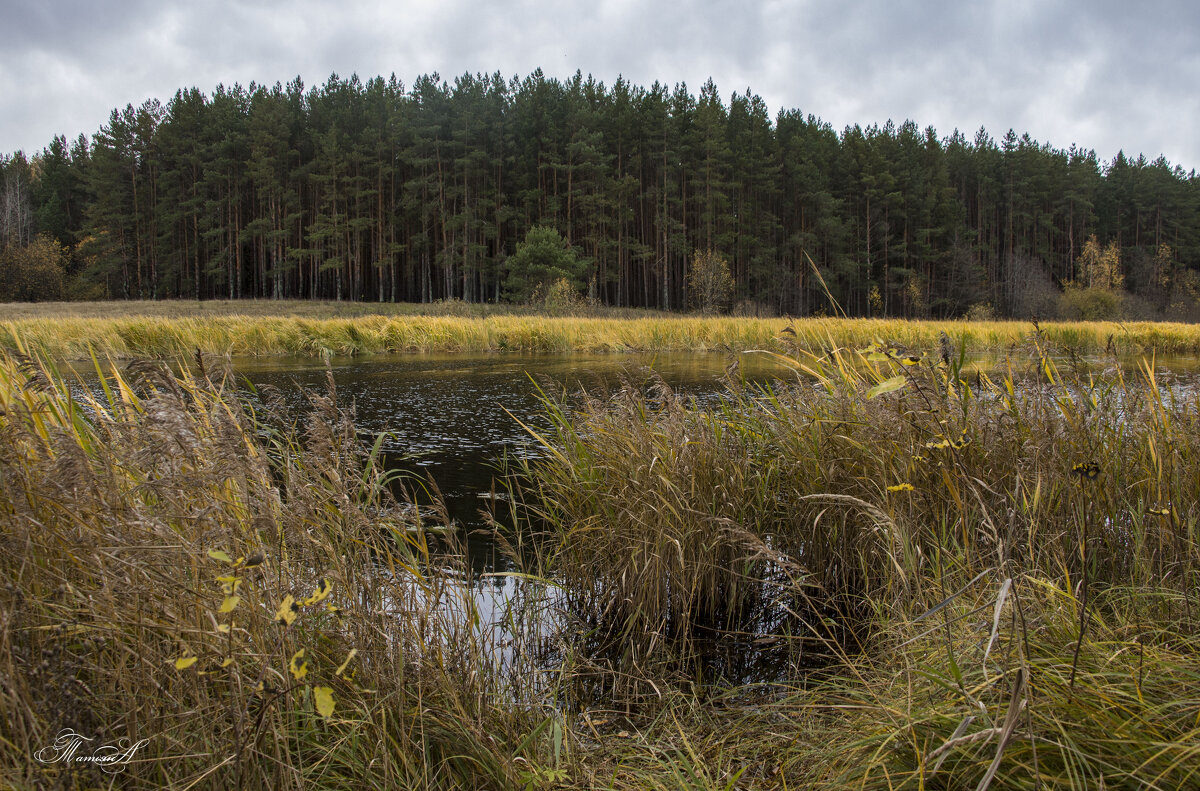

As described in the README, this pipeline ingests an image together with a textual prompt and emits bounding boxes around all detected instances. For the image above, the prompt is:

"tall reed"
[504,329,1200,787]
[0,348,562,789]
[4,322,1199,788]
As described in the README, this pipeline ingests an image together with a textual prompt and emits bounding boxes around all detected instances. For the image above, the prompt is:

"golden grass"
[503,331,1200,788]
[3,300,1200,360]
[0,350,558,789]
[4,324,1200,789]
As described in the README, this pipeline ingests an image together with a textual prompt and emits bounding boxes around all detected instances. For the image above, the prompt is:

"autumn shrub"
[964,302,996,321]
[0,234,67,301]
[1059,283,1124,320]
[687,249,733,314]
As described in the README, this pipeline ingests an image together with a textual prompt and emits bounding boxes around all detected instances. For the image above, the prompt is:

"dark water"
[235,352,782,568]
[227,350,1200,683]
[233,349,1200,558]
[232,352,802,681]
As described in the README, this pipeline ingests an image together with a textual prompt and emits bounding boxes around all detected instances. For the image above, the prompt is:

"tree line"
[2,69,1199,319]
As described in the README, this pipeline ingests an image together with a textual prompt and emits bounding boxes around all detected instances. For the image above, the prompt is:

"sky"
[2,0,1198,171]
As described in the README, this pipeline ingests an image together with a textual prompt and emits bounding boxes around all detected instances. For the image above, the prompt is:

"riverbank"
[3,299,1200,359]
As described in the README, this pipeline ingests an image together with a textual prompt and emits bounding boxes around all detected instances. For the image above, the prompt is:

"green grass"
[4,299,1200,360]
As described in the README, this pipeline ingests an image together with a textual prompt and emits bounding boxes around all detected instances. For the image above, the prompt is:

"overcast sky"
[2,0,1197,170]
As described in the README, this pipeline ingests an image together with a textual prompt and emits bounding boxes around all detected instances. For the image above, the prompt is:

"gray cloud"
[2,0,1197,170]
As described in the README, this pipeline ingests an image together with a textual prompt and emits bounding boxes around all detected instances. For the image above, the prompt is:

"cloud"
[2,0,1197,170]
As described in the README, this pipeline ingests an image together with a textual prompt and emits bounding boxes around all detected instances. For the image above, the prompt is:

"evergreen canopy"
[2,70,1198,317]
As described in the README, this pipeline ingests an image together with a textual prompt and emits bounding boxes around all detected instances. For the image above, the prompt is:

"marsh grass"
[502,327,1200,787]
[6,300,1200,360]
[3,319,1200,789]
[0,347,567,789]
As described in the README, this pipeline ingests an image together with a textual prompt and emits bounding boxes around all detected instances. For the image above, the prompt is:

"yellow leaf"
[313,686,335,719]
[335,649,358,677]
[207,549,233,564]
[887,483,915,493]
[218,595,241,613]
[866,375,907,399]
[289,649,308,681]
[216,575,241,595]
[174,656,198,670]
[220,657,235,668]
[303,578,332,606]
[216,623,231,634]
[275,595,298,626]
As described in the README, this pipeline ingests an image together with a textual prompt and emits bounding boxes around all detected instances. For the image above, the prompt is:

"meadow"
[5,299,1200,359]
[1,313,1199,788]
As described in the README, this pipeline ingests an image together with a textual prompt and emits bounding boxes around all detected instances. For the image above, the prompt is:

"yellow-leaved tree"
[0,234,67,301]
[1061,235,1124,319]
[687,249,733,314]
[1077,234,1123,290]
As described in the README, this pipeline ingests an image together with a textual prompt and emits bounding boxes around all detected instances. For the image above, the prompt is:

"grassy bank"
[2,329,1199,788]
[4,299,1200,359]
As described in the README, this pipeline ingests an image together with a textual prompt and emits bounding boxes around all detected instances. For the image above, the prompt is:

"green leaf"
[207,549,233,564]
[867,375,907,399]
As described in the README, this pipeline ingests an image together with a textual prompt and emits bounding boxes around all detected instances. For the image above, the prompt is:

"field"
[4,299,1200,359]
[1,313,1199,788]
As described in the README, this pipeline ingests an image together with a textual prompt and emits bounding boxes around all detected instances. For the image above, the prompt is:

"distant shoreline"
[3,301,1199,361]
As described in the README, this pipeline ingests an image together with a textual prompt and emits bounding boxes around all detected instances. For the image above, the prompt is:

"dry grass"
[3,300,1200,360]
[3,322,1200,789]
[0,348,561,789]
[502,329,1200,788]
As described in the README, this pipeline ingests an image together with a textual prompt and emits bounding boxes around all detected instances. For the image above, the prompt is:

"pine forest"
[2,69,1199,319]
